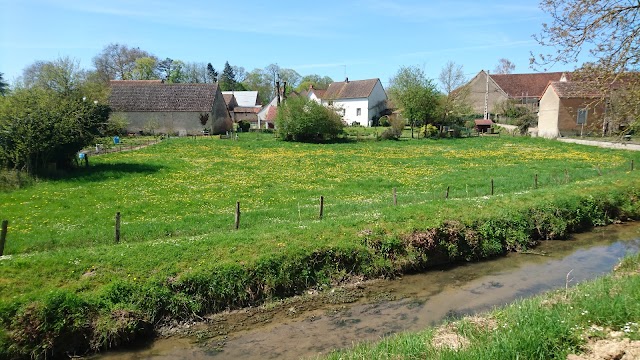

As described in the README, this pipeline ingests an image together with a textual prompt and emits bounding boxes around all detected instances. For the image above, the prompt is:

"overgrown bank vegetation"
[1,136,640,358]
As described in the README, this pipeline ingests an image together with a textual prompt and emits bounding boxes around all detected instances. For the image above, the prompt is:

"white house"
[321,78,388,126]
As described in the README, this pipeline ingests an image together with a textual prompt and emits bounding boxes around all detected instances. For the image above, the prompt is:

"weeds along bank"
[1,137,640,358]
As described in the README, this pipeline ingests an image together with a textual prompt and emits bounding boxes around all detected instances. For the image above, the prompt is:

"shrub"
[380,117,405,140]
[275,97,344,141]
[420,123,439,138]
[237,120,251,132]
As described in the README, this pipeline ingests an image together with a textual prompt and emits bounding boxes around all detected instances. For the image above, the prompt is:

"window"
[577,108,588,125]
[356,108,362,116]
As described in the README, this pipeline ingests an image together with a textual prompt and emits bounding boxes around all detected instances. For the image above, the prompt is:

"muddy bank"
[94,223,640,360]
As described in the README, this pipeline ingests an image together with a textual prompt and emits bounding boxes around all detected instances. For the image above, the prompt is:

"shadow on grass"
[55,162,163,183]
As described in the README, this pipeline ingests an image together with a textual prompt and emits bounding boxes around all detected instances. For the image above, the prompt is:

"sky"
[0,0,584,90]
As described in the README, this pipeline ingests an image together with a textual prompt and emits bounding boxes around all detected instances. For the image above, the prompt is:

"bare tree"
[493,58,515,74]
[438,61,471,125]
[92,43,153,82]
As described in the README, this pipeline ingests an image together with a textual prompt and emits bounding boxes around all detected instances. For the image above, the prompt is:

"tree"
[243,68,271,104]
[92,43,153,82]
[21,57,85,95]
[275,96,344,142]
[278,68,302,91]
[493,58,515,74]
[219,61,237,91]
[532,0,640,134]
[132,57,159,80]
[438,61,472,125]
[167,60,186,83]
[183,62,209,83]
[0,72,8,96]
[157,58,174,81]
[0,88,110,174]
[388,65,440,137]
[296,74,333,92]
[206,63,218,83]
[232,66,247,83]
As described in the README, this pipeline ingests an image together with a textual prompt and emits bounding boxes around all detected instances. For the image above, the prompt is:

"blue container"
[113,136,120,144]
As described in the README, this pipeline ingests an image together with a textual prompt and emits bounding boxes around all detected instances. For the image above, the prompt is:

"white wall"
[537,86,560,138]
[323,80,388,126]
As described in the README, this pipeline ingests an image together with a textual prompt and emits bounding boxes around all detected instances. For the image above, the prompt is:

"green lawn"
[1,134,640,358]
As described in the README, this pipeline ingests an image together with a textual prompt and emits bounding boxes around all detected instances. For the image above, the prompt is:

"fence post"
[491,179,494,196]
[564,169,569,183]
[319,196,324,219]
[235,201,241,230]
[0,220,8,256]
[534,174,538,189]
[115,212,121,243]
[446,186,450,199]
[632,160,635,171]
[596,166,602,176]
[393,188,397,206]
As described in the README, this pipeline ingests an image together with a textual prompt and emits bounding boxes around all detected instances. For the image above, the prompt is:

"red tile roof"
[322,78,380,100]
[474,119,494,126]
[109,83,220,112]
[491,72,568,98]
[265,106,278,121]
[546,81,603,99]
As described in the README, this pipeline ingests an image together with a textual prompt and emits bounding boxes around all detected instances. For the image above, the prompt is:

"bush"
[420,124,439,138]
[237,120,251,132]
[275,97,344,141]
[0,88,110,175]
[380,117,405,140]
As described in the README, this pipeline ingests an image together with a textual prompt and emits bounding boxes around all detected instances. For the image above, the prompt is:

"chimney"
[345,77,349,83]
[309,84,314,90]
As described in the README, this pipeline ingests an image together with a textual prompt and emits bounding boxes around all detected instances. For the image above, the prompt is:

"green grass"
[1,134,640,358]
[323,253,640,360]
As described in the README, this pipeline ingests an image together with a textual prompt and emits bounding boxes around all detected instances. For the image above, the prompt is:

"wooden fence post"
[319,196,324,219]
[115,212,121,243]
[564,169,569,183]
[0,220,8,256]
[235,201,241,230]
[446,186,450,199]
[393,188,397,206]
[534,174,538,189]
[491,179,494,196]
[632,160,635,171]
[596,166,602,176]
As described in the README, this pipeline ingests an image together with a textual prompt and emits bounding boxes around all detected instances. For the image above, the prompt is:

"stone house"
[463,71,569,116]
[109,81,232,135]
[321,78,388,126]
[538,81,605,138]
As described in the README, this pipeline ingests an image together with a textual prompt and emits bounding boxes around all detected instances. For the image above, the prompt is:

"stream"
[95,223,640,360]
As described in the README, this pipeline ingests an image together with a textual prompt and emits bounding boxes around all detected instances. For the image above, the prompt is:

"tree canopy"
[493,58,515,74]
[0,72,8,96]
[388,65,440,136]
[275,96,344,142]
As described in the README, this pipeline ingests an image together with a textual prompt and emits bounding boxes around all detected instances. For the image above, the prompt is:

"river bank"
[92,222,640,359]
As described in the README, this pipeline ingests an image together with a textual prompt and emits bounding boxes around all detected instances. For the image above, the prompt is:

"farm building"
[109,81,232,136]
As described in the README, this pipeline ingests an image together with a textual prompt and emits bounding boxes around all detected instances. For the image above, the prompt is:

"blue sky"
[1,0,583,89]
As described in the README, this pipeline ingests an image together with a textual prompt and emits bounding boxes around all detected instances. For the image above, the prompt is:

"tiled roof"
[322,78,380,100]
[109,82,219,112]
[547,81,603,99]
[233,106,261,114]
[110,80,163,85]
[474,119,494,126]
[265,106,278,121]
[312,89,327,98]
[491,72,568,98]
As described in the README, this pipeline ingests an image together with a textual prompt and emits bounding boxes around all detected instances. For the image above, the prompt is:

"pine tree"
[219,61,237,91]
[206,63,218,83]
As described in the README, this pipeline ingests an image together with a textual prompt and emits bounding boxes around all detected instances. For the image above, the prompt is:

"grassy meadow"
[2,133,640,358]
